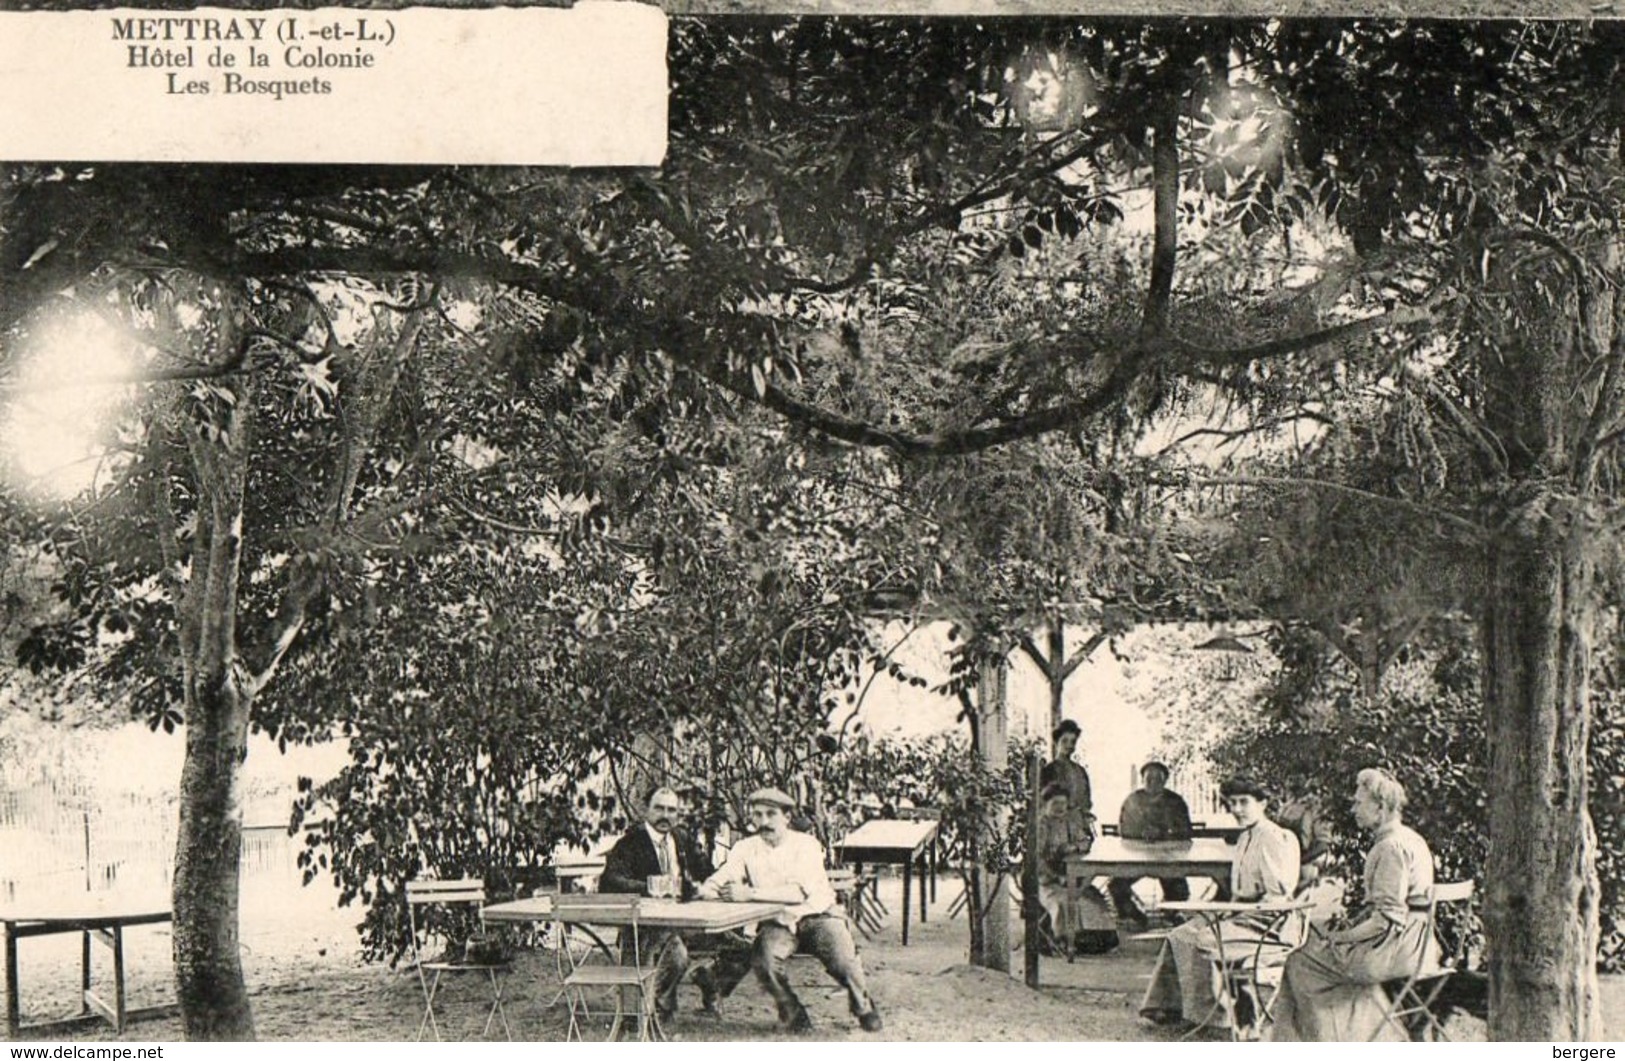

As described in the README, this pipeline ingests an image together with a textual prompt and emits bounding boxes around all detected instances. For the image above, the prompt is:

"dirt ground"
[4,875,1622,1042]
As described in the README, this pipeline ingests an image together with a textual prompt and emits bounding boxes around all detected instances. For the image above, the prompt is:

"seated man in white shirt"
[697,786,883,1034]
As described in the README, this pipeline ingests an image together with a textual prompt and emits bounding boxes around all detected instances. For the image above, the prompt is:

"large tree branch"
[733,304,1432,456]
[1164,304,1435,367]
[193,236,1437,459]
[1141,91,1180,340]
[1183,472,1487,539]
[644,126,1122,297]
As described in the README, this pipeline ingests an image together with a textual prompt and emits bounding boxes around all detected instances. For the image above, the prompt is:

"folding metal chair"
[838,867,887,936]
[1217,920,1304,1040]
[556,893,663,1042]
[827,867,861,923]
[405,878,513,1041]
[1371,880,1476,1041]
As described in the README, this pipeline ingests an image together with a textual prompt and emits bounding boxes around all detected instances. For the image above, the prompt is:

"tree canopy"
[6,16,1625,1040]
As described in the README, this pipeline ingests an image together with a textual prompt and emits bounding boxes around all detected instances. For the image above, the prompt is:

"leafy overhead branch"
[1186,472,1488,539]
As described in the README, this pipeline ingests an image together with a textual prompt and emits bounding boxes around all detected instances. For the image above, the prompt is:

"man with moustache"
[698,787,883,1035]
[600,786,720,1023]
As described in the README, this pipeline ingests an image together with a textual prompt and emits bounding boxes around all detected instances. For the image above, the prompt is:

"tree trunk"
[1473,238,1614,1040]
[1481,506,1602,1040]
[965,862,984,961]
[173,672,257,1040]
[169,318,258,1040]
[974,655,1010,972]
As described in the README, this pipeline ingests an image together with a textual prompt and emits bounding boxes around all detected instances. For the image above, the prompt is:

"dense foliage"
[1207,625,1486,952]
[1591,638,1625,973]
[6,17,1625,1037]
[1209,619,1625,973]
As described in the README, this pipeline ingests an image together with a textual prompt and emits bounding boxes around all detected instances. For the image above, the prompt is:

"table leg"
[918,852,928,924]
[930,839,939,903]
[112,926,126,1033]
[901,860,912,946]
[81,930,92,1016]
[5,921,19,1039]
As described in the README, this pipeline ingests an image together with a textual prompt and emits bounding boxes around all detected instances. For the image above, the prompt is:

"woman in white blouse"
[1140,775,1301,1032]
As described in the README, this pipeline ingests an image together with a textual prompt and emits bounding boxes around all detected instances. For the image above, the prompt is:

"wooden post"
[977,655,1010,973]
[1023,748,1042,988]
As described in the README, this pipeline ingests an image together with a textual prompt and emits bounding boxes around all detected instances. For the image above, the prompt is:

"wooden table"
[835,819,939,945]
[1065,836,1235,894]
[2,899,176,1038]
[484,896,788,1040]
[485,895,787,933]
[1158,898,1313,1039]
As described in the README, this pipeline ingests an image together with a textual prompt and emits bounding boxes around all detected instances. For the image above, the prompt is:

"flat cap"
[747,787,796,809]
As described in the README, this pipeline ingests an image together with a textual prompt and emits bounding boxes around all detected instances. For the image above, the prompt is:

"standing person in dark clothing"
[1108,761,1193,922]
[1040,719,1094,829]
[600,786,719,1023]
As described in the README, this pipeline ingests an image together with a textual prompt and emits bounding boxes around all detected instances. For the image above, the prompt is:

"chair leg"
[417,969,443,1042]
[483,968,512,1040]
[641,984,656,1042]
[1371,983,1418,1041]
[607,985,629,1041]
[1415,978,1455,1041]
[565,987,585,1042]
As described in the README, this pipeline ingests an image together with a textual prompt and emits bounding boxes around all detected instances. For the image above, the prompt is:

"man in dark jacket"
[1108,761,1192,923]
[600,786,718,1022]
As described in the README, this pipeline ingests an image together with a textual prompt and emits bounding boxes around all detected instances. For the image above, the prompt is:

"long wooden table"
[484,896,788,1040]
[1065,836,1235,895]
[2,899,176,1038]
[834,819,939,945]
[484,895,787,933]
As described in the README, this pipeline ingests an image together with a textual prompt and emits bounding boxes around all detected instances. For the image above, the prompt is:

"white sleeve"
[1260,824,1301,898]
[796,836,838,912]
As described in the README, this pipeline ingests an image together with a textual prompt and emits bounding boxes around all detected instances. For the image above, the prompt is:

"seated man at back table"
[1108,761,1193,924]
[599,786,719,1023]
[697,786,884,1035]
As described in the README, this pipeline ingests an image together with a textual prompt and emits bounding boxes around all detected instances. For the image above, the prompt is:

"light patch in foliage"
[1,308,141,500]
[1003,45,1098,133]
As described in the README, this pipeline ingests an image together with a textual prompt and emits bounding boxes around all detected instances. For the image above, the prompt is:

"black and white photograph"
[0,9,1622,1045]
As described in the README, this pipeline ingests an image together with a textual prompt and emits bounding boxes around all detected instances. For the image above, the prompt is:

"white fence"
[0,784,303,905]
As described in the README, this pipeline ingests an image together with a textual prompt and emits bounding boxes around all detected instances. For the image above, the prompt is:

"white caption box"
[0,2,668,165]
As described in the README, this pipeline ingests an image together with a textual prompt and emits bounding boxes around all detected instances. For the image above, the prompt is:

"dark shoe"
[695,966,720,1013]
[1231,988,1257,1031]
[858,1009,884,1033]
[785,1005,814,1034]
[697,998,723,1020]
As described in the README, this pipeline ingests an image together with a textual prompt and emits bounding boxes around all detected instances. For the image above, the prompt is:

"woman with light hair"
[1265,768,1440,1041]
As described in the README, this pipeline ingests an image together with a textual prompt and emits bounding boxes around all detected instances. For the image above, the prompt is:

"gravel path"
[3,875,1618,1042]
